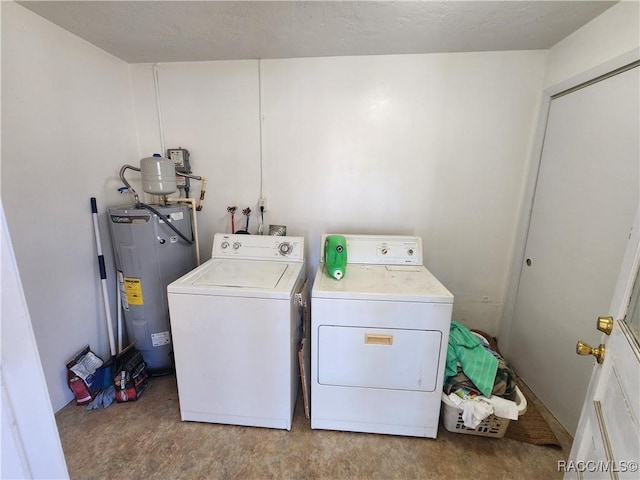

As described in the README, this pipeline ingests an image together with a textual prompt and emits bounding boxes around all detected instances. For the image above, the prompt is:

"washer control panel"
[213,233,304,262]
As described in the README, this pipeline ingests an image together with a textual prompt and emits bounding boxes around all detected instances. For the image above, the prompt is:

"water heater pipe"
[195,176,207,211]
[119,164,204,263]
[164,197,201,266]
[119,164,142,205]
[153,64,166,155]
[176,173,207,211]
[166,174,206,266]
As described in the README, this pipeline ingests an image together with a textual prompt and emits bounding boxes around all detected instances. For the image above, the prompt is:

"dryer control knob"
[279,242,292,256]
[233,242,241,250]
[221,241,229,249]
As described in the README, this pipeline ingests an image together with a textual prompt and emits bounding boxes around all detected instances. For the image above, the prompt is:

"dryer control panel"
[321,234,422,265]
[212,233,304,262]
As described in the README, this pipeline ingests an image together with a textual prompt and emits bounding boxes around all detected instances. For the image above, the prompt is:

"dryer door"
[317,325,442,392]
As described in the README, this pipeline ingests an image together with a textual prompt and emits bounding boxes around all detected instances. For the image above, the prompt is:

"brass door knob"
[576,341,606,364]
[597,316,614,335]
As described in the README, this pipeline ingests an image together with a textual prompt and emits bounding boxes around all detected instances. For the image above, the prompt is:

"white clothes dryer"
[167,233,306,430]
[311,234,453,438]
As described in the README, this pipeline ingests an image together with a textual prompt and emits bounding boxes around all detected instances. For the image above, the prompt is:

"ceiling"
[17,1,618,64]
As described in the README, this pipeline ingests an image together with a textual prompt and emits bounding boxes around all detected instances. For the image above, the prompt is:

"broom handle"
[91,198,116,357]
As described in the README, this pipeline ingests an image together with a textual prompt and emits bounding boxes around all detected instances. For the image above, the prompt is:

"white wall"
[129,60,261,258]
[131,51,547,333]
[1,2,139,411]
[544,1,640,90]
[9,0,628,414]
[499,0,640,350]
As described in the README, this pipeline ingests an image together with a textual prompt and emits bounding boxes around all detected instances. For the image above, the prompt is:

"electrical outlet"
[259,197,267,212]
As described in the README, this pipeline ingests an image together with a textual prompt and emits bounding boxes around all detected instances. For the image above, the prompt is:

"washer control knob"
[233,242,241,250]
[407,248,414,256]
[221,241,229,249]
[381,248,388,255]
[279,242,292,256]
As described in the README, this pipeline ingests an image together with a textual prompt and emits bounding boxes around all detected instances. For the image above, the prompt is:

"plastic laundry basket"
[441,386,527,438]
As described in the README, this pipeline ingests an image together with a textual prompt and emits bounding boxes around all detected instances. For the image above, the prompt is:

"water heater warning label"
[124,277,144,305]
[117,271,129,310]
[151,331,171,346]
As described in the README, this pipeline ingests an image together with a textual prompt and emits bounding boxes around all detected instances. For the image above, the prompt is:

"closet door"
[509,65,639,434]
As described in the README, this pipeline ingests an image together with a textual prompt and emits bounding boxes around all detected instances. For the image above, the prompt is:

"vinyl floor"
[55,374,573,480]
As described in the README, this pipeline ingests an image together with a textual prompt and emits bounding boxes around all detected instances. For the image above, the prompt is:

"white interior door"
[508,64,639,433]
[1,202,69,479]
[565,208,640,479]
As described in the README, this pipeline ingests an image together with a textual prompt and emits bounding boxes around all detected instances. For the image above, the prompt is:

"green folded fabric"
[445,321,498,397]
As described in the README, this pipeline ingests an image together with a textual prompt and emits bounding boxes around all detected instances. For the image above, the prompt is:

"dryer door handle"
[364,334,394,346]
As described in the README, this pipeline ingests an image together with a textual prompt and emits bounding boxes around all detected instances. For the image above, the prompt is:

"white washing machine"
[311,234,453,438]
[167,233,306,430]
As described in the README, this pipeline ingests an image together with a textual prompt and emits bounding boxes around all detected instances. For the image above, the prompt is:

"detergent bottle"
[324,235,347,280]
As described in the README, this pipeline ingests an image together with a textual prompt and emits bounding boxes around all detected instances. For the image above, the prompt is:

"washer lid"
[194,260,288,288]
[168,258,303,299]
[312,264,453,303]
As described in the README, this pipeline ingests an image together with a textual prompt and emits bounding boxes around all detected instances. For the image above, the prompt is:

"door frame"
[498,47,640,357]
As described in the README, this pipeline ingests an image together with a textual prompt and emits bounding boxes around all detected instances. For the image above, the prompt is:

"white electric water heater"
[107,204,196,374]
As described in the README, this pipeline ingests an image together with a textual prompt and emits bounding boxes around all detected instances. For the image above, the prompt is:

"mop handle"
[91,198,116,357]
[91,199,107,280]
